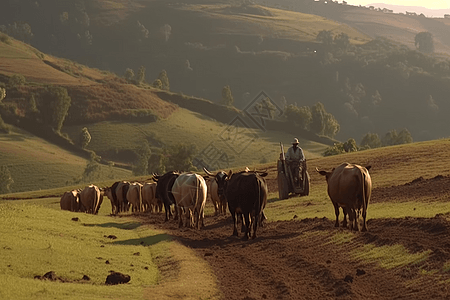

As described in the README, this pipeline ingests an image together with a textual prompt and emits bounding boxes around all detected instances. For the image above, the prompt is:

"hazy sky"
[343,1,449,9]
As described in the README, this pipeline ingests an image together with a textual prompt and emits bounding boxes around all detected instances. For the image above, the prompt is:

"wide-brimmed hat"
[292,138,299,145]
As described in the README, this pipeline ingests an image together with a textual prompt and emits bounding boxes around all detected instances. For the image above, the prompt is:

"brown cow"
[60,189,80,212]
[127,182,143,213]
[80,185,103,214]
[142,182,162,213]
[316,163,372,232]
[205,173,227,215]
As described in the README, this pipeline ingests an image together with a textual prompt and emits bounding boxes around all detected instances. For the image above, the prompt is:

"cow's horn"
[203,167,214,176]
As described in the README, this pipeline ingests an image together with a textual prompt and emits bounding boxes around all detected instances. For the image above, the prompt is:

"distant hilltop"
[367,3,450,18]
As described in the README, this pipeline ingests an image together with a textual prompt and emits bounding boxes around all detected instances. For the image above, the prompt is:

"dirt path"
[136,175,450,300]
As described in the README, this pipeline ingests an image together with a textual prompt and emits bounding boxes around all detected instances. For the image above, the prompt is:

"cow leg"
[178,206,183,228]
[252,213,259,240]
[164,203,171,222]
[243,213,251,240]
[333,202,340,227]
[231,211,238,236]
[361,208,368,232]
[239,214,247,233]
[342,207,348,228]
[348,208,356,231]
[174,206,179,220]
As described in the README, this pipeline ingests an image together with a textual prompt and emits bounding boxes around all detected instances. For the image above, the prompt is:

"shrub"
[8,74,26,88]
[324,143,345,156]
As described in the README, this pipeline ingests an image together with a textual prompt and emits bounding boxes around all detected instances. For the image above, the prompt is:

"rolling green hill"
[0,126,132,193]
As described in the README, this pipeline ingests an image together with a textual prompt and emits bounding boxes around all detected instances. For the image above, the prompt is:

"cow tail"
[361,171,367,215]
[139,184,143,212]
[255,177,261,231]
[196,175,200,228]
[94,188,99,214]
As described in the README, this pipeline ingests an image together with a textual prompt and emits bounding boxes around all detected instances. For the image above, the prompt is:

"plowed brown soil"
[139,173,450,300]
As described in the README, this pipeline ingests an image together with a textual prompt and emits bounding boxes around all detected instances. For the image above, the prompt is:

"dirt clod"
[105,272,130,285]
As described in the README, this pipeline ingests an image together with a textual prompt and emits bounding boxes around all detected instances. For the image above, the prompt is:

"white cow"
[171,173,207,229]
[80,185,102,214]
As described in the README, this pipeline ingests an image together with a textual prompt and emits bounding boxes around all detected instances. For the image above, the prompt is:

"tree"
[310,102,326,135]
[310,102,340,138]
[284,104,312,130]
[152,79,162,89]
[0,165,14,194]
[137,66,146,85]
[371,90,382,107]
[26,94,39,119]
[39,86,71,132]
[132,140,151,176]
[415,32,434,53]
[221,85,234,106]
[334,32,350,50]
[81,153,101,183]
[381,129,412,146]
[80,127,91,149]
[360,133,381,149]
[396,128,413,144]
[343,138,358,152]
[316,30,333,47]
[124,68,135,82]
[8,74,26,88]
[323,113,340,138]
[158,70,170,91]
[324,143,345,156]
[148,152,165,174]
[164,144,197,172]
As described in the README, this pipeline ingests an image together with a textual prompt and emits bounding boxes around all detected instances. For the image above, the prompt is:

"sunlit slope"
[0,34,108,85]
[0,126,132,193]
[340,7,450,55]
[179,3,371,44]
[63,108,330,170]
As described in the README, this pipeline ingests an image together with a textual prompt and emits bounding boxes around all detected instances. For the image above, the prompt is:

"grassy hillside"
[258,0,450,55]
[0,126,132,193]
[177,3,370,44]
[0,30,330,191]
[62,107,329,170]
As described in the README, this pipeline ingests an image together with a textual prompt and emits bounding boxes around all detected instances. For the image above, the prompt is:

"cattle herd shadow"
[82,221,142,230]
[112,233,171,247]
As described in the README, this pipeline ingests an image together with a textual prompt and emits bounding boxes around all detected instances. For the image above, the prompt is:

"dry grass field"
[179,3,371,44]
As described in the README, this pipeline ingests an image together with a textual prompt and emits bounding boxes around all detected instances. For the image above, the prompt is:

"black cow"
[223,170,268,240]
[103,181,130,214]
[153,171,180,222]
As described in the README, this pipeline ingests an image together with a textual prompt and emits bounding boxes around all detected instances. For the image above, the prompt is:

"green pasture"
[62,108,329,172]
[0,200,219,300]
[0,127,132,193]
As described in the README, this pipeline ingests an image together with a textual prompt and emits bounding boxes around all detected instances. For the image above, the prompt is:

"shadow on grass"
[112,233,172,246]
[83,222,142,230]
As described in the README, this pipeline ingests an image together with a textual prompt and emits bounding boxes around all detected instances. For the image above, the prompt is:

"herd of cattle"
[60,162,373,238]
